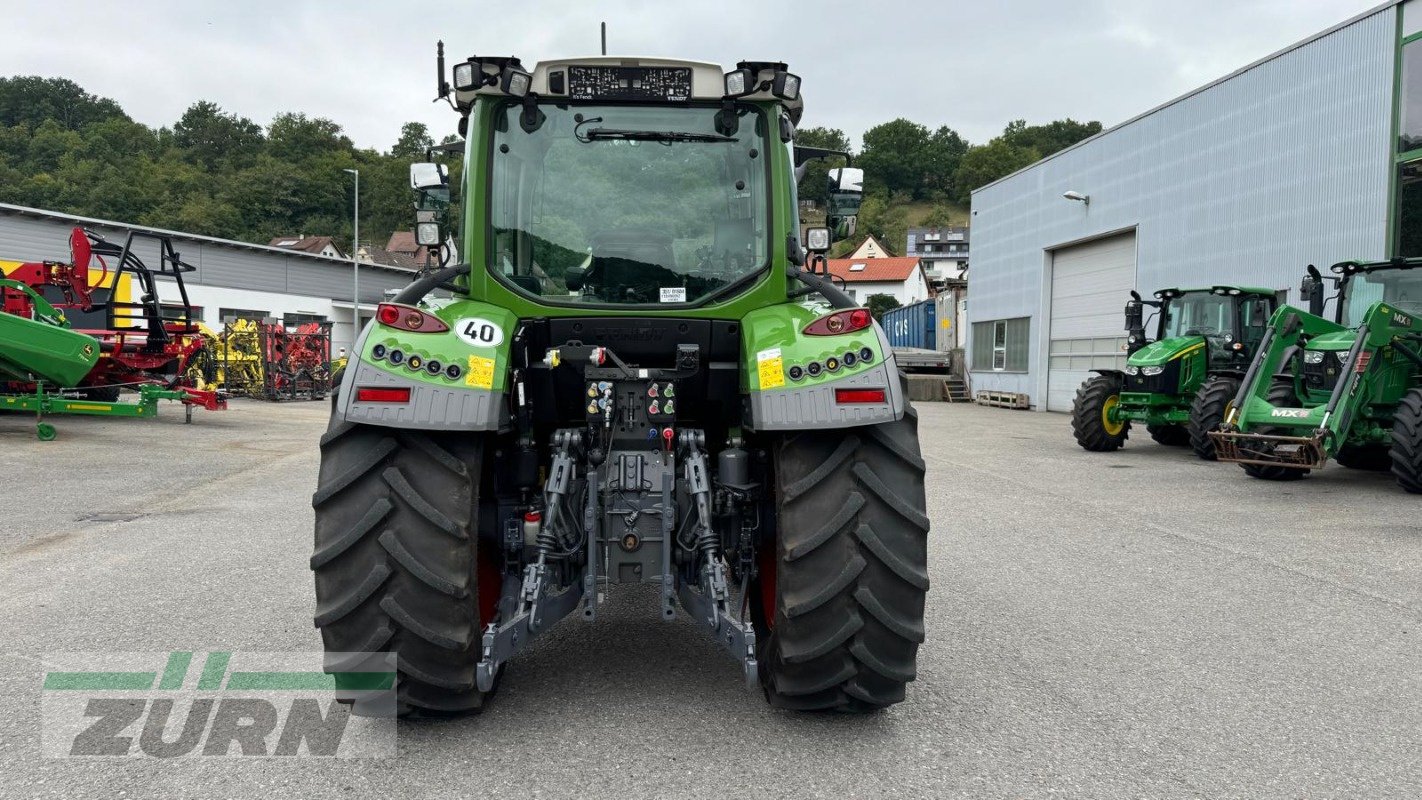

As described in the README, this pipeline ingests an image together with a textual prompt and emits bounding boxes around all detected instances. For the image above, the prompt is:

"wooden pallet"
[975,390,1030,410]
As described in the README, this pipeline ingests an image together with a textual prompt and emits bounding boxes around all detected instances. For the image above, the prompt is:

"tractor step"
[1209,429,1328,470]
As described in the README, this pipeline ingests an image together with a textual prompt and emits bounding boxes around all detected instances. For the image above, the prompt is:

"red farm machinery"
[0,226,225,438]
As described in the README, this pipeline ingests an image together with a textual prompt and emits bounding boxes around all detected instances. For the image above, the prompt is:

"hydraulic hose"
[393,263,472,305]
[791,267,858,310]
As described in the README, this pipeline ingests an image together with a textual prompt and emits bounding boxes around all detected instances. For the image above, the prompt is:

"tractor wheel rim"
[1102,395,1125,436]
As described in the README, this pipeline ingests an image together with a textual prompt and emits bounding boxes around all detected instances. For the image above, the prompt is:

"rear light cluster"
[370,341,464,382]
[355,387,410,404]
[786,346,875,382]
[376,303,449,333]
[835,388,887,404]
[803,308,872,336]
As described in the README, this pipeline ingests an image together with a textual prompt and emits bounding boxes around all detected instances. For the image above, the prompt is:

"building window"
[1399,159,1422,257]
[1402,35,1422,155]
[283,312,328,326]
[220,307,269,322]
[849,263,866,272]
[971,317,1029,372]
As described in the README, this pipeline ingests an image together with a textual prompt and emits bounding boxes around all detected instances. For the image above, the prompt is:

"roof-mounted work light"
[453,61,480,92]
[771,71,800,101]
[501,66,532,98]
[723,68,754,97]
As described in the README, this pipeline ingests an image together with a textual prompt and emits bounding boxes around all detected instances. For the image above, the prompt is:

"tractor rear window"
[1342,269,1422,326]
[488,102,770,306]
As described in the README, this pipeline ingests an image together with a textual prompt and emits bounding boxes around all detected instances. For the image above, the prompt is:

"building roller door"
[1046,232,1136,412]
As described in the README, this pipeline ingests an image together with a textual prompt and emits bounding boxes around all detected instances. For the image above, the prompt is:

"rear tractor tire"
[755,402,929,712]
[1187,375,1241,460]
[1071,374,1130,451]
[1147,424,1190,446]
[311,415,501,715]
[1389,387,1422,494]
[1240,379,1308,482]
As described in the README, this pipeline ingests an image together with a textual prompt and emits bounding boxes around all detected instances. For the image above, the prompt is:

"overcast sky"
[0,0,1383,151]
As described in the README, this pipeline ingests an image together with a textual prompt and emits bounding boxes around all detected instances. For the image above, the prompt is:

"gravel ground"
[1,398,1420,798]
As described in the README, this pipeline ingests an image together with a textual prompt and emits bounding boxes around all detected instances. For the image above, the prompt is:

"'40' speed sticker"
[455,318,504,348]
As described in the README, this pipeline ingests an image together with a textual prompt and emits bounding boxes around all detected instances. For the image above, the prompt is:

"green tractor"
[1211,258,1422,490]
[1071,286,1279,459]
[311,49,930,715]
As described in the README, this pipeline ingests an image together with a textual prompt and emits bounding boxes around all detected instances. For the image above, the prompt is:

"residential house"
[848,234,894,259]
[824,257,931,306]
[267,234,344,260]
[905,226,968,284]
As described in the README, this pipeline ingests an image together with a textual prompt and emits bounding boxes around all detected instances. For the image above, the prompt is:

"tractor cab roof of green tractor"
[1153,286,1275,300]
[450,53,804,121]
[1329,257,1422,276]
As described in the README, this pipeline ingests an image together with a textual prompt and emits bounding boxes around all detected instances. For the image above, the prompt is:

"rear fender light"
[834,388,887,404]
[804,308,872,336]
[355,387,411,403]
[376,303,448,333]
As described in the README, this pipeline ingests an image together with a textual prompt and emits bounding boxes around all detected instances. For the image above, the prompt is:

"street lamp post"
[343,168,361,342]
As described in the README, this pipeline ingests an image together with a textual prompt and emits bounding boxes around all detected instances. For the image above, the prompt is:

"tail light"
[355,387,411,403]
[376,303,448,333]
[835,388,886,404]
[804,308,872,336]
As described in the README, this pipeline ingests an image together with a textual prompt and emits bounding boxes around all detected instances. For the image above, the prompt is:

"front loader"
[310,48,930,715]
[1071,286,1277,459]
[1211,258,1422,490]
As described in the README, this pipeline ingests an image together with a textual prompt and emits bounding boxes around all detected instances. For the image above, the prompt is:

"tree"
[853,194,909,256]
[866,293,901,320]
[391,122,434,158]
[1001,118,1102,156]
[951,138,1041,205]
[0,76,127,130]
[857,118,930,199]
[267,113,351,161]
[921,125,969,200]
[173,101,263,169]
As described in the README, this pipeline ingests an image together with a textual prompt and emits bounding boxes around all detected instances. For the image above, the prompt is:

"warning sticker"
[467,355,496,390]
[757,347,785,390]
[659,287,687,303]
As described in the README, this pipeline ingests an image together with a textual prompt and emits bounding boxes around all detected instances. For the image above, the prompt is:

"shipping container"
[882,300,936,349]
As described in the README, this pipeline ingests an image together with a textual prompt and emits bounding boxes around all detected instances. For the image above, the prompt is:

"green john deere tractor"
[311,48,930,715]
[1071,286,1278,459]
[1211,258,1422,490]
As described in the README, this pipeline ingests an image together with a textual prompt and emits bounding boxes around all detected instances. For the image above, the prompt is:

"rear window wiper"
[580,128,738,144]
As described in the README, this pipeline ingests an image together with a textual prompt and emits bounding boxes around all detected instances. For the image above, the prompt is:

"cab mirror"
[410,162,448,191]
[1124,299,1144,331]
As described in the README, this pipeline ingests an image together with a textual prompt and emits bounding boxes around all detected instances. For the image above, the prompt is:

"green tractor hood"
[1303,330,1356,353]
[1127,335,1205,367]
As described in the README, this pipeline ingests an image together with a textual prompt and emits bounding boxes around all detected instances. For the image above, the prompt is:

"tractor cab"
[1296,258,1422,398]
[1123,286,1277,389]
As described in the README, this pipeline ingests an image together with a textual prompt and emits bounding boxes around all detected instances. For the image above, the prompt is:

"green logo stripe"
[43,671,156,690]
[225,671,395,691]
[158,651,192,690]
[197,651,230,690]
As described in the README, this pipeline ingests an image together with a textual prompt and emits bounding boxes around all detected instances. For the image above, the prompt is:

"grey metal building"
[0,203,415,350]
[967,1,1420,411]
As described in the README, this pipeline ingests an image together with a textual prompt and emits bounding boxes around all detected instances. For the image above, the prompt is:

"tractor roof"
[1328,257,1422,275]
[1153,286,1276,299]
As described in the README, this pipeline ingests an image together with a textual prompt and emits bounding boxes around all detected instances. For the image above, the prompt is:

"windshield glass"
[1341,268,1422,326]
[1160,293,1234,339]
[489,102,769,306]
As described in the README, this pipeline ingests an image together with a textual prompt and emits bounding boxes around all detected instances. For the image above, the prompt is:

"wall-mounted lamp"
[1062,190,1090,205]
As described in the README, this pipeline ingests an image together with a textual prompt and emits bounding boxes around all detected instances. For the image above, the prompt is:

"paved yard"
[1,399,1419,798]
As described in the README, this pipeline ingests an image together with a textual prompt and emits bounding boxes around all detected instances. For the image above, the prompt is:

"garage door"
[1046,232,1136,412]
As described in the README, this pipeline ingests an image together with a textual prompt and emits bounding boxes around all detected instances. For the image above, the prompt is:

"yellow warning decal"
[467,355,496,390]
[757,347,786,390]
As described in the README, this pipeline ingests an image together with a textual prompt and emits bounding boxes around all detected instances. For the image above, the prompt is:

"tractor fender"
[1089,368,1125,380]
[742,314,905,432]
[334,303,510,432]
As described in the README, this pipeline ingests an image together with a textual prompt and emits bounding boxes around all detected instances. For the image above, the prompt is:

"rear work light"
[835,388,887,404]
[376,303,449,333]
[355,387,411,404]
[804,308,873,336]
